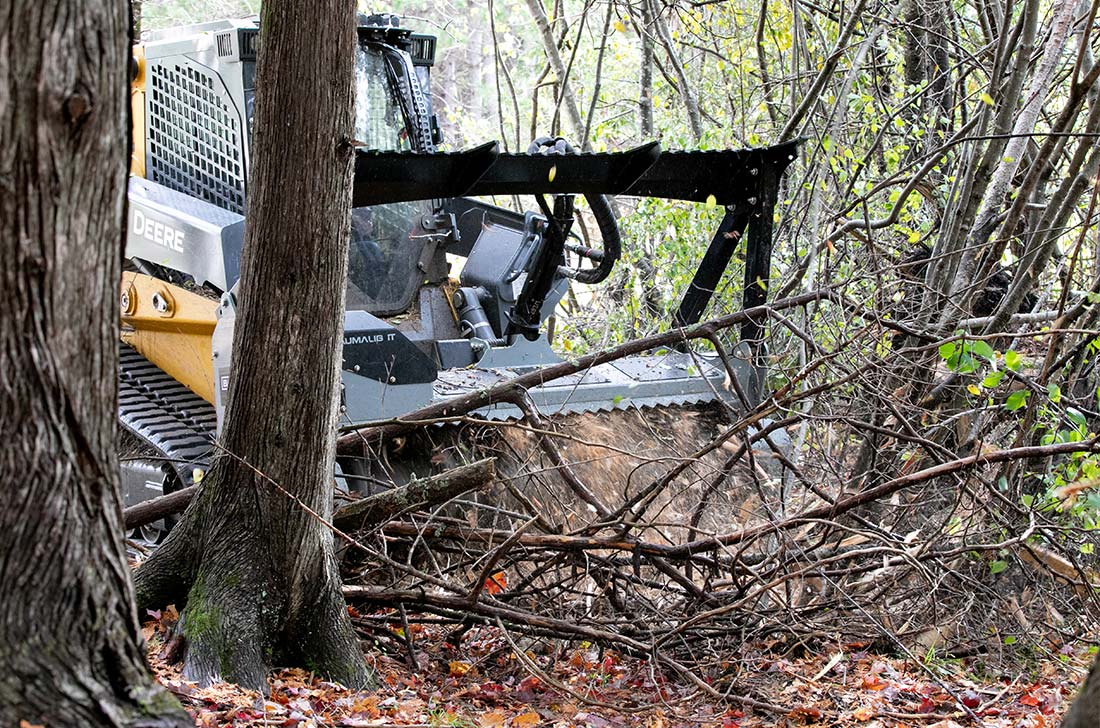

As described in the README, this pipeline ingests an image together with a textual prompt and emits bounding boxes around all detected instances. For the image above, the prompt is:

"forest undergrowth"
[141,603,1094,727]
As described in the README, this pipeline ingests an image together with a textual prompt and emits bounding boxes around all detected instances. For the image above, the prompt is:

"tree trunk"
[0,2,188,726]
[132,0,369,691]
[1063,654,1100,728]
[646,0,703,141]
[524,0,588,144]
[639,0,655,137]
[937,0,1076,328]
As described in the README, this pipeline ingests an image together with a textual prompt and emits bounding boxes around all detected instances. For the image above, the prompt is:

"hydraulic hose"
[527,136,621,285]
[574,191,619,284]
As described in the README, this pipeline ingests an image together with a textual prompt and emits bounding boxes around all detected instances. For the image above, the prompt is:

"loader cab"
[127,14,443,320]
[345,14,449,318]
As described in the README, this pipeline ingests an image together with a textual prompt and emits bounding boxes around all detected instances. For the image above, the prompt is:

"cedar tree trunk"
[1063,654,1100,728]
[131,0,369,691]
[0,1,189,726]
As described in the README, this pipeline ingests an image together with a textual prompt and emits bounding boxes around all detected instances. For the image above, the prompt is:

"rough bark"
[132,0,369,692]
[0,1,188,726]
[901,0,953,144]
[1063,654,1100,728]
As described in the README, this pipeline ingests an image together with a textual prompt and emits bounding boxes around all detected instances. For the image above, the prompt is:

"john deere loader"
[119,13,799,540]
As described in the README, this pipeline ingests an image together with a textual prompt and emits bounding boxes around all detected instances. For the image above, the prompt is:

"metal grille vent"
[409,34,435,66]
[215,32,233,57]
[239,30,259,60]
[147,62,246,214]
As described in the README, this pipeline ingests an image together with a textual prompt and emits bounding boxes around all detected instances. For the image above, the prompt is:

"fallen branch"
[343,585,790,713]
[336,289,833,453]
[123,458,496,532]
[333,458,495,531]
[668,437,1100,559]
[124,484,198,530]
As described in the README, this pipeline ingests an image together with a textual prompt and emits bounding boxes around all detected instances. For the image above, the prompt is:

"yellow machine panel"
[120,273,217,404]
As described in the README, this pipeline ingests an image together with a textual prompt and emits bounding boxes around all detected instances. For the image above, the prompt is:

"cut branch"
[333,458,496,531]
[124,484,198,530]
[124,459,496,532]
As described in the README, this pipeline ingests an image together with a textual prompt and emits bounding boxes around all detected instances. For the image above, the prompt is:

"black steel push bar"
[352,140,799,207]
[352,139,800,345]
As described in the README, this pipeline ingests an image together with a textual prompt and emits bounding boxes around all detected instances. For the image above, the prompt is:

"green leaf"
[990,560,1008,574]
[938,342,957,360]
[1067,408,1087,428]
[1004,636,1018,645]
[1005,390,1029,411]
[955,353,979,374]
[1005,349,1022,371]
[1047,383,1062,404]
[970,340,994,362]
[982,371,1005,388]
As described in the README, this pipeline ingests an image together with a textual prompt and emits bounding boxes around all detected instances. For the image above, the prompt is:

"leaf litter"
[142,607,1094,727]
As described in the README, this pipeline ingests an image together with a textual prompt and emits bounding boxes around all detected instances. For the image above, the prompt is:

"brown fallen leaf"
[512,709,542,727]
[480,709,507,727]
[788,705,823,721]
[852,705,875,721]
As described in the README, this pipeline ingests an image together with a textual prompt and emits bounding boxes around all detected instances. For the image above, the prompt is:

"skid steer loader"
[119,13,799,540]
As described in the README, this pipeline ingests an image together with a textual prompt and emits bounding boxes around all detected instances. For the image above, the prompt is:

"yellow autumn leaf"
[967,384,981,396]
[612,19,626,33]
[449,660,472,676]
[980,91,995,106]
